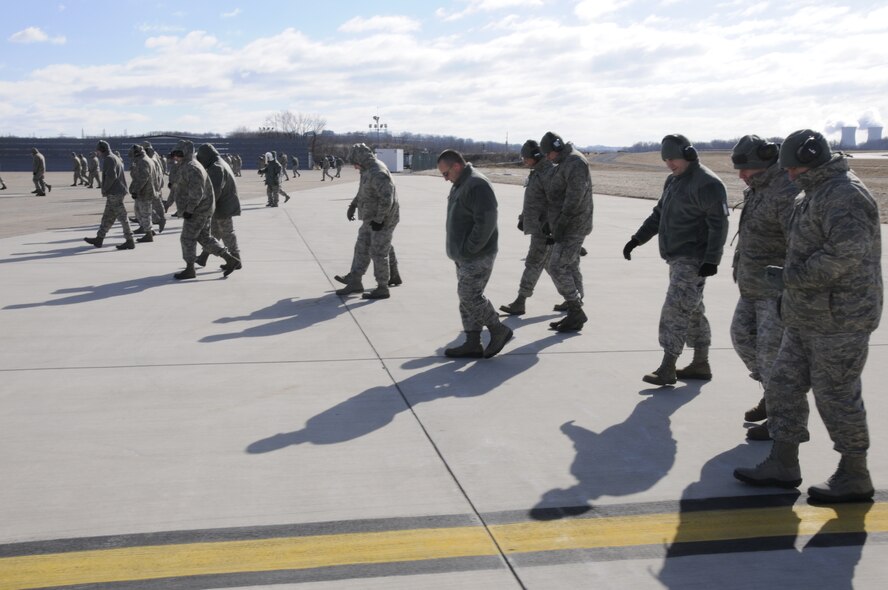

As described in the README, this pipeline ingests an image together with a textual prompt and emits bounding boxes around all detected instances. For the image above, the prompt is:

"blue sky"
[1,0,886,146]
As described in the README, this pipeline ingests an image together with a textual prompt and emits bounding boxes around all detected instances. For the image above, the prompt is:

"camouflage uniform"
[730,163,798,385]
[345,145,399,286]
[322,156,334,181]
[446,164,499,331]
[292,156,301,177]
[517,158,555,297]
[335,157,343,178]
[71,152,83,185]
[86,153,101,188]
[279,153,289,180]
[766,154,882,456]
[196,143,242,260]
[171,140,227,263]
[32,148,49,194]
[142,142,167,226]
[79,154,89,184]
[95,144,132,240]
[545,143,593,303]
[259,151,283,206]
[128,144,154,233]
[632,160,729,357]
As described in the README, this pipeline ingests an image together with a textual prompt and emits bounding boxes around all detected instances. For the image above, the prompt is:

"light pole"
[369,115,387,146]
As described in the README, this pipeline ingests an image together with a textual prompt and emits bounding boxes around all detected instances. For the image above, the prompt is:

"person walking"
[333,143,399,300]
[31,148,51,196]
[727,135,799,440]
[83,140,135,250]
[734,130,882,503]
[623,134,729,386]
[437,149,513,359]
[500,139,557,316]
[168,139,240,280]
[195,143,243,272]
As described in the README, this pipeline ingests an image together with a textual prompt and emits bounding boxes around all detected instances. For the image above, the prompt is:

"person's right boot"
[83,236,104,248]
[733,441,802,489]
[174,263,196,280]
[362,285,390,300]
[334,272,355,284]
[388,265,402,287]
[642,352,678,386]
[746,420,771,441]
[221,251,241,277]
[335,275,364,296]
[484,322,514,358]
[745,397,768,422]
[553,301,569,312]
[195,251,210,267]
[553,300,587,332]
[675,346,712,380]
[445,331,484,359]
[136,230,154,243]
[115,239,135,250]
[807,455,874,503]
[499,295,526,316]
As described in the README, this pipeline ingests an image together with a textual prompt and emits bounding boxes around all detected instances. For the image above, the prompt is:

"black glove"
[347,203,357,221]
[541,222,551,236]
[546,237,555,245]
[182,211,193,220]
[698,263,718,277]
[370,221,384,231]
[517,216,524,232]
[257,169,263,176]
[623,238,639,260]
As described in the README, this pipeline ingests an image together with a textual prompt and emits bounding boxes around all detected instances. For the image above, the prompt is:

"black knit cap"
[521,140,543,160]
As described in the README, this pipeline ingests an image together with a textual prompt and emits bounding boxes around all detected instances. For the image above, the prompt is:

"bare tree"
[264,110,327,138]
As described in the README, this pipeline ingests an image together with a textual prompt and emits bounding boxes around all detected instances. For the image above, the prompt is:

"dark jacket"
[546,144,594,240]
[781,155,882,334]
[633,161,729,265]
[100,152,128,198]
[196,144,241,218]
[446,164,498,262]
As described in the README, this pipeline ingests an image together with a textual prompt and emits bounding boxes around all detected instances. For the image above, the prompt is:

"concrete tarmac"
[0,168,887,589]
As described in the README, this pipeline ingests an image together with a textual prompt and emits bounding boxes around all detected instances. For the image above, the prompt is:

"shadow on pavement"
[657,443,871,590]
[201,295,371,342]
[246,334,567,454]
[3,272,180,308]
[529,383,704,520]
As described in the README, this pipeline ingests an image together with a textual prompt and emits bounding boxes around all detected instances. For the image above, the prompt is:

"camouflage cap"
[779,129,831,169]
[731,135,779,169]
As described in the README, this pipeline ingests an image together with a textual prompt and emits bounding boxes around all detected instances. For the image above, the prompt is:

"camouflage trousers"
[201,216,240,258]
[133,197,154,232]
[455,253,499,332]
[180,213,226,264]
[659,258,710,357]
[518,234,553,298]
[546,236,585,302]
[96,194,132,240]
[152,194,165,225]
[266,184,280,206]
[730,296,783,385]
[32,174,47,193]
[765,328,870,456]
[350,216,399,285]
[86,170,100,188]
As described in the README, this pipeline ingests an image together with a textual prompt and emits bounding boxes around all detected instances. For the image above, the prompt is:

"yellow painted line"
[1,503,886,590]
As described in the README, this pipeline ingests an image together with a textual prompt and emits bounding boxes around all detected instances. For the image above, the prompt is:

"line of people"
[82,139,241,280]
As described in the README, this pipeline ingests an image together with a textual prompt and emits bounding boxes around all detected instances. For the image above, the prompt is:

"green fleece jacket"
[632,161,729,265]
[446,164,498,263]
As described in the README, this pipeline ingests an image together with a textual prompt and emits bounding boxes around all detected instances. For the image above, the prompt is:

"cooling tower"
[840,126,857,149]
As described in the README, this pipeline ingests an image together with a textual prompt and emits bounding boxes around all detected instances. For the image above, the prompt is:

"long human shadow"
[3,272,181,309]
[201,294,372,342]
[529,383,703,520]
[658,444,872,590]
[246,333,567,453]
[0,244,99,265]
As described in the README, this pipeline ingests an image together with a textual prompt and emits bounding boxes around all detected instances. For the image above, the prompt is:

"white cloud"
[339,15,422,34]
[436,0,544,22]
[137,23,186,34]
[8,27,66,45]
[221,8,241,18]
[575,0,633,20]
